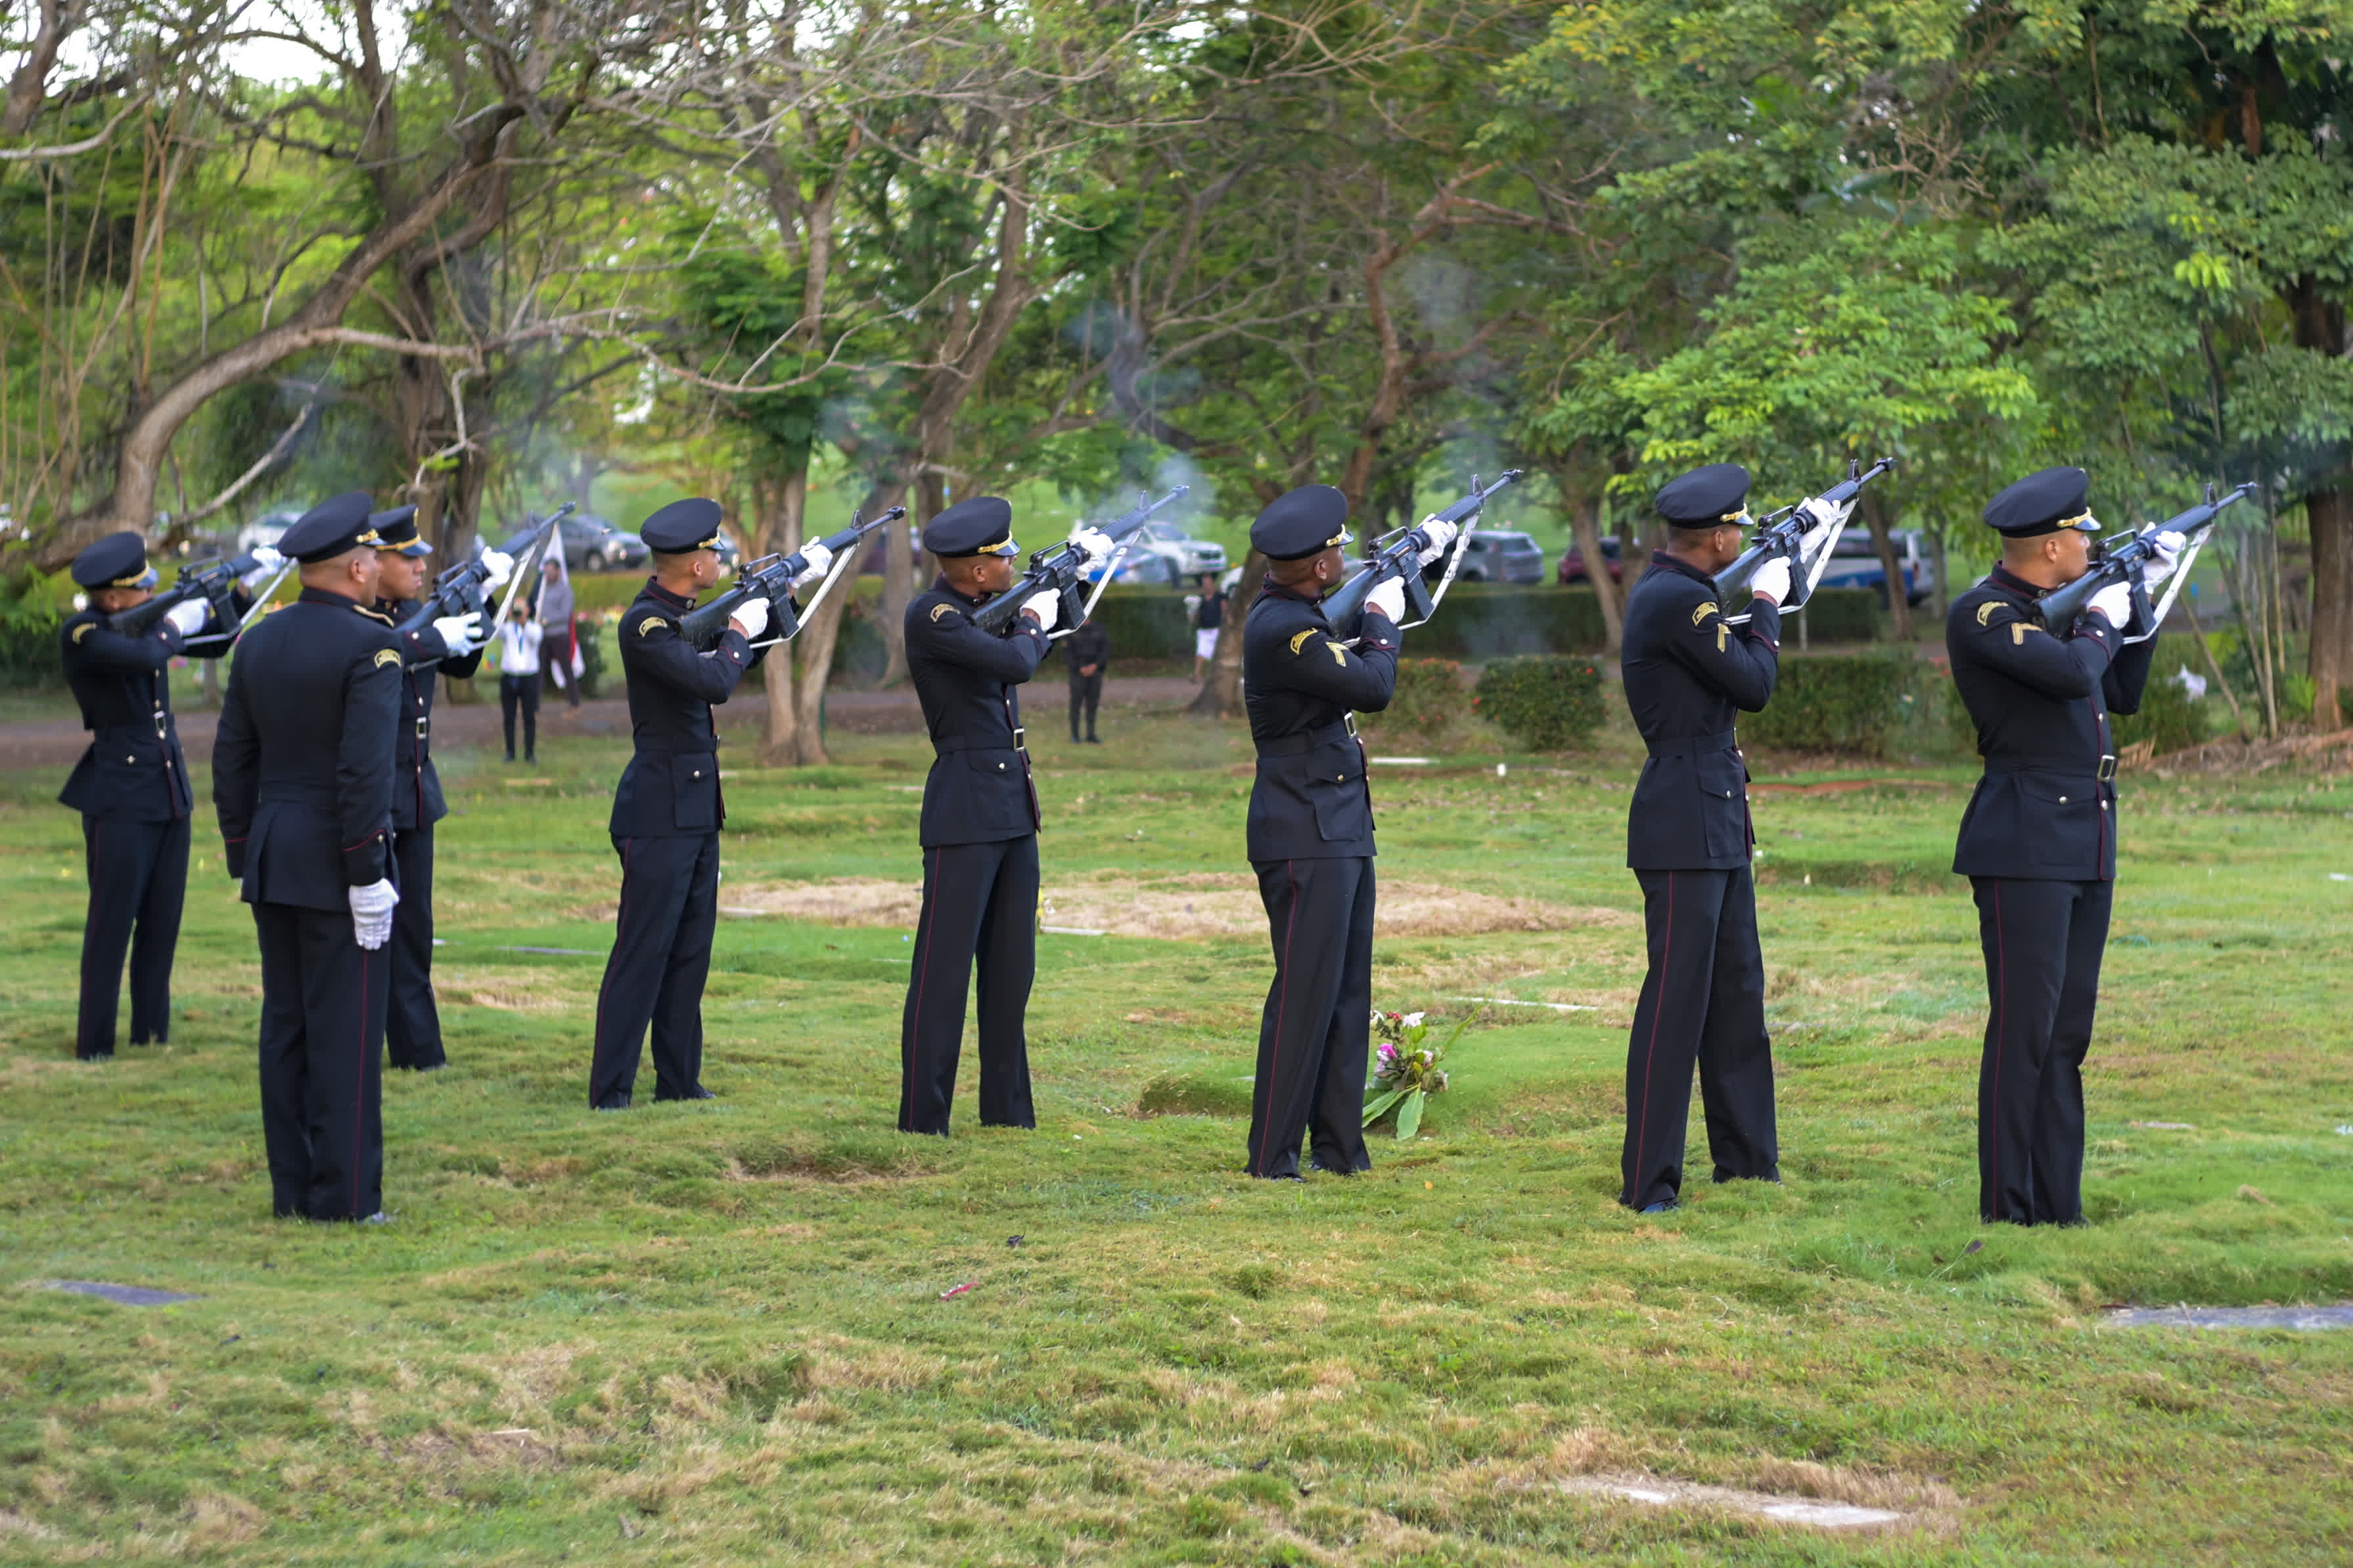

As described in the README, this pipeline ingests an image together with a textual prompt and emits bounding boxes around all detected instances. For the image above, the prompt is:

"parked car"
[235,506,306,555]
[1087,519,1227,585]
[1814,527,1930,606]
[495,512,649,573]
[1419,529,1545,585]
[1557,534,1625,585]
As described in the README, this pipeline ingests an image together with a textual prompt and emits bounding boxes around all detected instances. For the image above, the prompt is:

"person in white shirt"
[496,599,543,762]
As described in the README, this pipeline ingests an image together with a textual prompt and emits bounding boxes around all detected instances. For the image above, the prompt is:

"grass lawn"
[1,702,2348,1565]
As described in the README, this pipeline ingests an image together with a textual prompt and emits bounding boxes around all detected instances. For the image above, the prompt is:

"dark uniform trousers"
[897,577,1052,1136]
[1622,865,1777,1210]
[590,832,721,1105]
[1971,876,2111,1226]
[252,903,390,1219]
[1239,581,1398,1179]
[587,577,756,1108]
[386,824,442,1069]
[1068,672,1103,740]
[1616,554,1784,1208]
[78,816,191,1054]
[1245,855,1375,1179]
[1947,563,2152,1224]
[898,834,1039,1134]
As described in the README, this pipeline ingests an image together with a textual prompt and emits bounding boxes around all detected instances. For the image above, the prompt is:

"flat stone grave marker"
[39,1281,201,1307]
[1562,1475,1911,1533]
[2106,1304,2353,1330]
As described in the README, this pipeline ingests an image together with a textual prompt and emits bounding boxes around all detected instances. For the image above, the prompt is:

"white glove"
[240,545,285,588]
[478,549,515,593]
[431,610,483,652]
[793,541,834,587]
[1797,498,1848,554]
[1365,575,1407,623]
[1748,556,1793,605]
[1070,527,1116,566]
[1413,517,1458,566]
[1020,590,1061,632]
[729,596,771,640]
[2087,579,2135,627]
[2140,529,2186,589]
[348,878,399,951]
[164,598,210,635]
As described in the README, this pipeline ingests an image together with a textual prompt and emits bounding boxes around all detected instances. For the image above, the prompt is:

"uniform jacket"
[1240,579,1399,862]
[905,576,1051,848]
[1948,565,2154,882]
[609,578,756,838]
[1620,552,1780,871]
[58,612,195,821]
[1062,619,1110,679]
[213,587,401,909]
[380,600,486,832]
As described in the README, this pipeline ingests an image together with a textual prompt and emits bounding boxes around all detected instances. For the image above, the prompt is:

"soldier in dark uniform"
[1948,466,2166,1226]
[1064,614,1109,743]
[1238,485,1450,1180]
[1616,464,1797,1213]
[58,533,261,1060]
[212,493,404,1222]
[586,498,769,1110]
[369,506,492,1071]
[897,498,1096,1135]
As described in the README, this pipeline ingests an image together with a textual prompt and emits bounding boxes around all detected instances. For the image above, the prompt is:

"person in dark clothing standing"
[1193,572,1227,682]
[1064,616,1109,742]
[898,499,1108,1135]
[1616,464,1798,1214]
[586,498,778,1110]
[370,506,494,1071]
[213,493,411,1222]
[1948,466,2164,1226]
[58,532,262,1060]
[1237,485,1451,1180]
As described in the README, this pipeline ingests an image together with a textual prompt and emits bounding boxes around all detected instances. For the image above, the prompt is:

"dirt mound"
[719,872,1628,941]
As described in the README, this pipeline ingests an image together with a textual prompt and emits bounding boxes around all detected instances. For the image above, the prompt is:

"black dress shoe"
[1085,735,1101,744]
[592,1096,631,1112]
[77,1051,114,1062]
[1637,1200,1678,1215]
[655,1086,716,1102]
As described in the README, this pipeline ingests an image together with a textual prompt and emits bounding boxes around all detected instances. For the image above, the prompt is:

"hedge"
[1473,656,1610,750]
[1356,658,1467,743]
[1739,650,1925,757]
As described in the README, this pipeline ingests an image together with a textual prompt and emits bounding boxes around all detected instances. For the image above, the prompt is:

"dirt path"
[0,677,1211,770]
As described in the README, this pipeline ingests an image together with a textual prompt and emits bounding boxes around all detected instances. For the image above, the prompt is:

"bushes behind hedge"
[1357,658,1467,743]
[1473,656,1608,750]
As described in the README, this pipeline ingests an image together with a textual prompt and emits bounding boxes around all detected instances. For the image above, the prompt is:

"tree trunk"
[756,470,808,766]
[1557,464,1622,652]
[1862,492,1913,642]
[2291,279,2350,728]
[790,482,905,763]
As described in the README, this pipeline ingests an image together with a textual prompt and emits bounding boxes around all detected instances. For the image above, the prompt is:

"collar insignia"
[355,604,394,625]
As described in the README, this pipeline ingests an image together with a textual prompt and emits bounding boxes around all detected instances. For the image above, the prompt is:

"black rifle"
[970,485,1190,637]
[1321,470,1524,640]
[396,503,573,663]
[677,504,906,650]
[2038,481,2257,636]
[1714,457,1895,612]
[108,550,269,644]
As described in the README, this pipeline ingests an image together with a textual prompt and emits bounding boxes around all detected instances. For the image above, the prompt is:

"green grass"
[1,702,2350,1565]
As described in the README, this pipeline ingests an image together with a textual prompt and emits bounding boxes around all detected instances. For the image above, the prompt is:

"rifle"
[1321,469,1524,641]
[1716,456,1895,621]
[109,548,288,652]
[970,485,1190,638]
[2037,481,2257,642]
[677,503,907,650]
[395,503,572,663]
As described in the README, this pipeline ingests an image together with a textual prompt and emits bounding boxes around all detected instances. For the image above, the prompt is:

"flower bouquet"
[1362,1007,1474,1140]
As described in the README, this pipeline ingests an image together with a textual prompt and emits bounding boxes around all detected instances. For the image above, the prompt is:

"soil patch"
[718,872,1630,941]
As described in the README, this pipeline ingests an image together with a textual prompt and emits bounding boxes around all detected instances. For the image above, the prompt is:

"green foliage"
[1358,658,1467,744]
[1408,587,1608,658]
[574,617,608,700]
[1741,651,1923,758]
[0,571,66,691]
[1471,656,1607,751]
